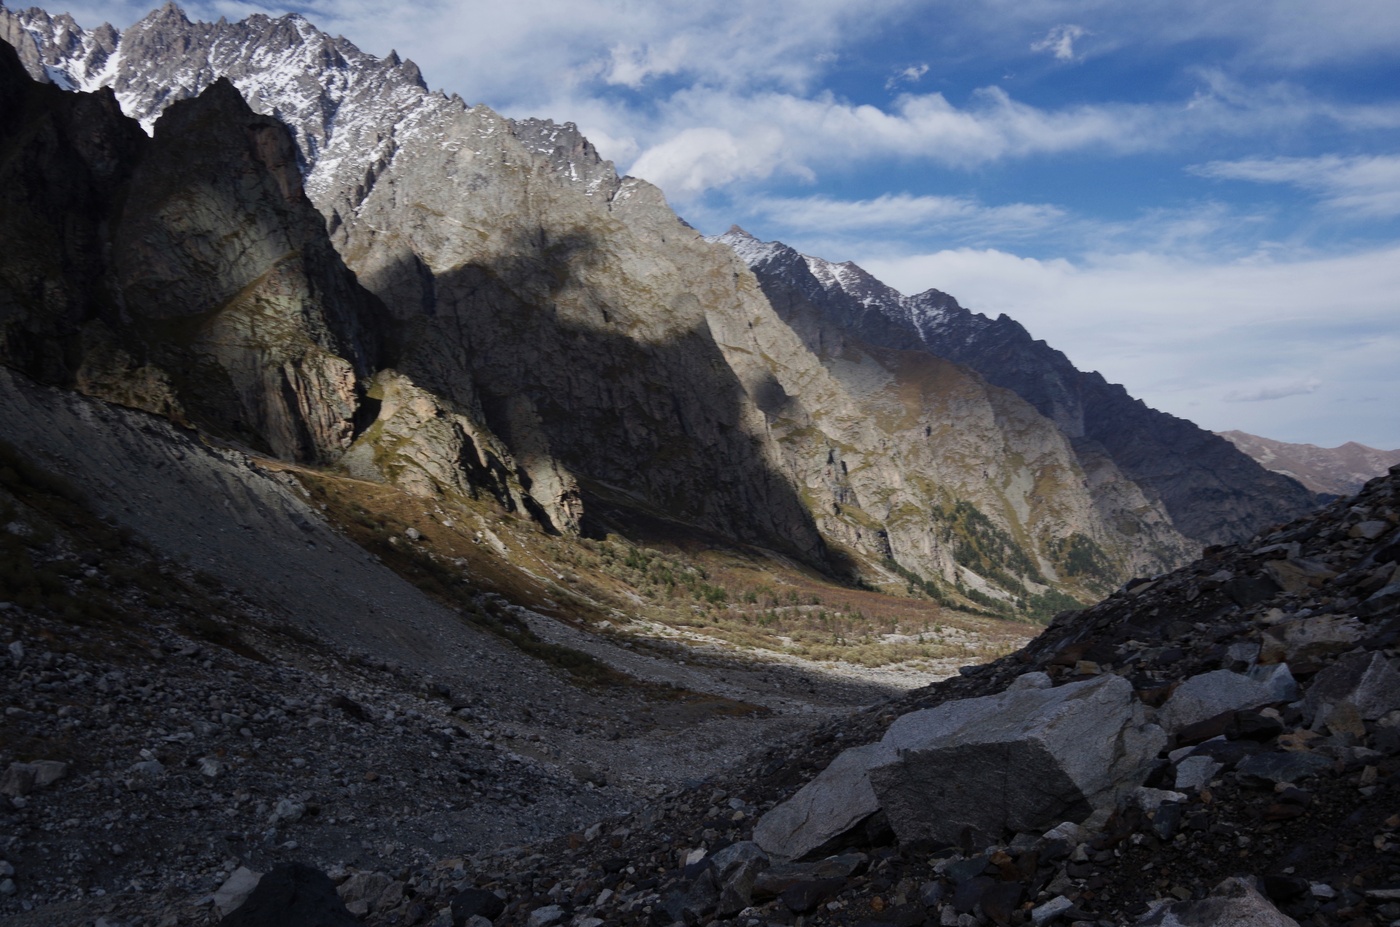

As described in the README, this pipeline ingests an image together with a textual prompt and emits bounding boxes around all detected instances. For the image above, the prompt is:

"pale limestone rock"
[1260,616,1365,664]
[212,867,263,917]
[1263,558,1338,594]
[1135,876,1299,926]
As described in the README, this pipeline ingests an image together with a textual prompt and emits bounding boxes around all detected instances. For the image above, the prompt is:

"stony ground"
[0,366,994,927]
[0,557,920,926]
[2,375,1397,927]
[424,465,1394,927]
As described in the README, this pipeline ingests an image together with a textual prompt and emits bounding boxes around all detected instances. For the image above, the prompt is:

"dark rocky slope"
[0,40,382,464]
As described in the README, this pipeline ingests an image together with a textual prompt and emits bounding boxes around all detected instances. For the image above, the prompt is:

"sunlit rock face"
[720,228,1323,550]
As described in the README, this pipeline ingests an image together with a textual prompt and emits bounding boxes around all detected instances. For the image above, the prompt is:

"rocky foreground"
[4,455,1397,927]
[426,464,1398,927]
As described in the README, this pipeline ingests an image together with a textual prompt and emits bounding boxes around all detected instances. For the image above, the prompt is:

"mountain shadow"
[364,226,836,571]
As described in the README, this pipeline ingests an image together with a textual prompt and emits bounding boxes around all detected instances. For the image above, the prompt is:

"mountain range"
[1219,430,1400,498]
[0,0,1329,624]
[3,5,1398,927]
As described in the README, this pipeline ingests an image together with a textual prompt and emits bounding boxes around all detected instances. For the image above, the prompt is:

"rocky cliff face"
[1220,430,1400,498]
[2,2,1309,610]
[0,41,380,463]
[719,229,1323,549]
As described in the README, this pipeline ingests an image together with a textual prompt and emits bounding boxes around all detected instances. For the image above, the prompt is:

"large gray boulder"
[1134,876,1300,926]
[753,744,886,861]
[754,675,1167,858]
[1157,665,1299,733]
[868,674,1165,847]
[1304,652,1400,727]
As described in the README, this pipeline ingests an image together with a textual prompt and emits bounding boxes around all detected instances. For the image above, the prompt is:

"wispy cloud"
[1224,377,1323,402]
[745,192,1064,241]
[853,244,1400,445]
[1031,24,1088,62]
[618,74,1400,199]
[1191,154,1400,218]
[885,63,929,90]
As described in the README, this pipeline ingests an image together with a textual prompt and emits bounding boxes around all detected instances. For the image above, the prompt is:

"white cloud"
[855,244,1400,447]
[745,192,1064,240]
[1192,155,1400,218]
[1031,24,1088,62]
[885,63,929,90]
[603,38,691,89]
[609,73,1400,200]
[1224,377,1323,402]
[627,125,801,194]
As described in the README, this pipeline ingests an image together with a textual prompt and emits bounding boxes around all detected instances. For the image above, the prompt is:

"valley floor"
[0,369,1034,924]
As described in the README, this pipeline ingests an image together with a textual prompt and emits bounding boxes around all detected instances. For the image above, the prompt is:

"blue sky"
[54,0,1400,448]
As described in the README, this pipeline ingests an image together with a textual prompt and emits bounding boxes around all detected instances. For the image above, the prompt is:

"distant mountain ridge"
[0,2,1321,619]
[1219,430,1400,497]
[716,227,1322,549]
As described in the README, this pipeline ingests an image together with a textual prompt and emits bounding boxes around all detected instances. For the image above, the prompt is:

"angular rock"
[1031,895,1075,925]
[1134,876,1300,926]
[212,866,263,917]
[659,866,719,924]
[1263,559,1337,594]
[752,743,884,860]
[1361,580,1400,617]
[709,841,769,917]
[1304,652,1400,727]
[336,870,394,916]
[450,888,505,923]
[1260,616,1364,664]
[525,904,564,927]
[753,853,868,900]
[0,764,36,799]
[1236,751,1334,785]
[867,675,1166,847]
[0,760,67,797]
[219,862,359,927]
[1157,666,1298,734]
[1172,756,1223,791]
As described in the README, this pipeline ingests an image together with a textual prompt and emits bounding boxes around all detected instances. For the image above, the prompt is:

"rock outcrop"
[0,41,381,463]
